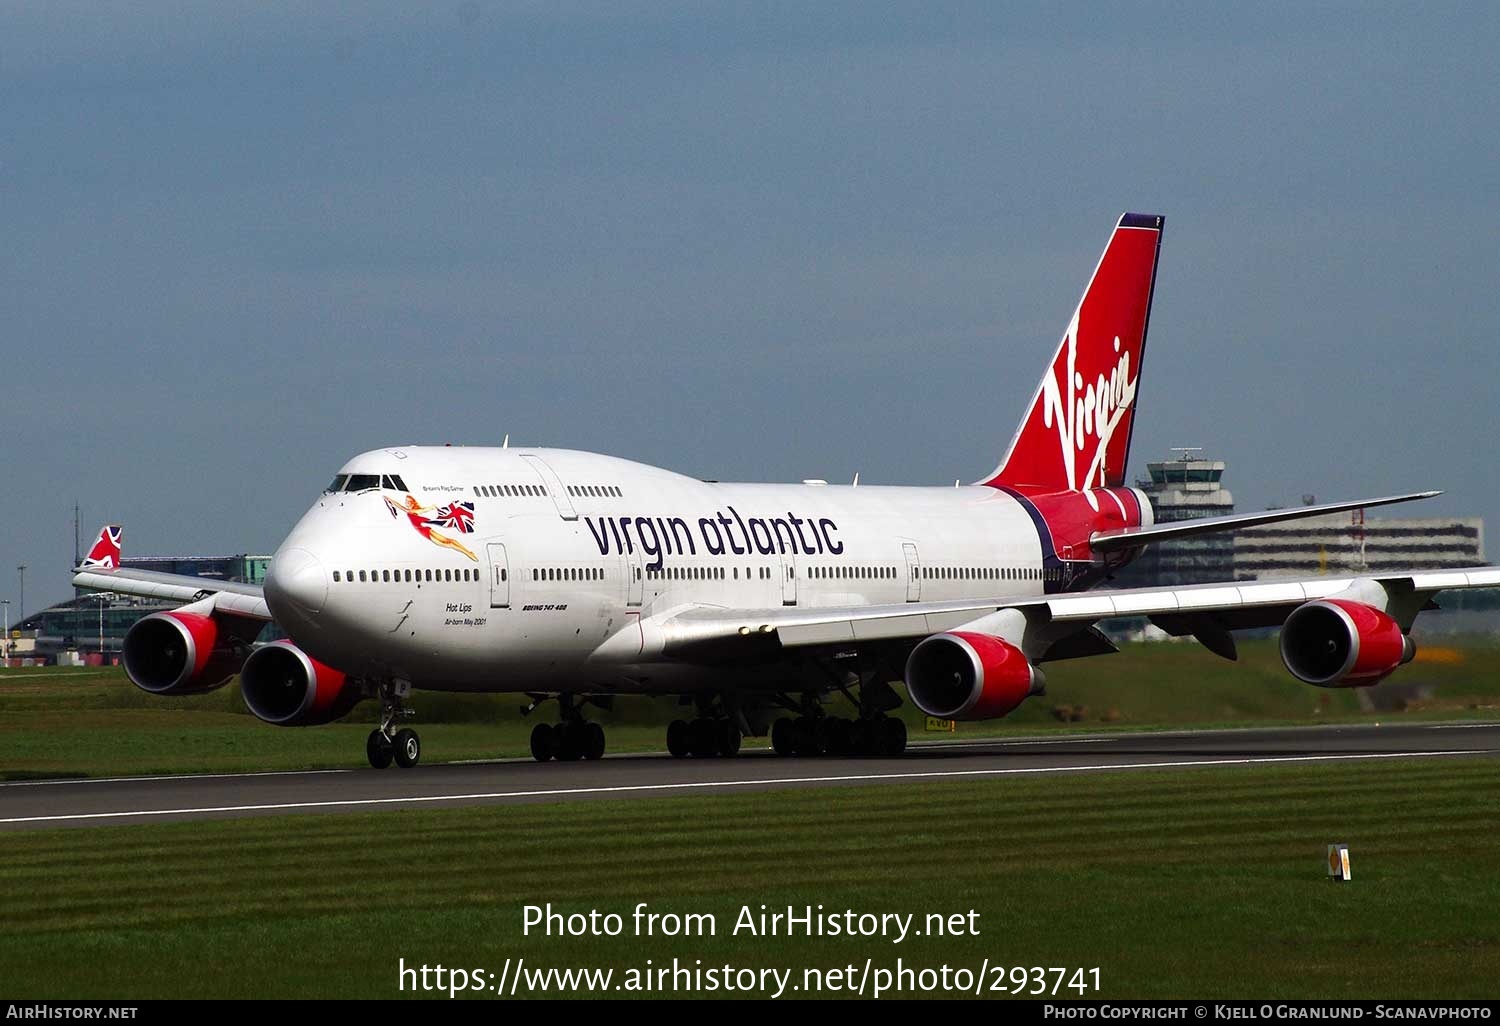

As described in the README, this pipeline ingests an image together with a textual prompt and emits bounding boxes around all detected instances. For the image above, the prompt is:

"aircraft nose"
[266,547,328,620]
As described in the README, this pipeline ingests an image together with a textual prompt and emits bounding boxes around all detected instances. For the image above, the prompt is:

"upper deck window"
[338,473,407,492]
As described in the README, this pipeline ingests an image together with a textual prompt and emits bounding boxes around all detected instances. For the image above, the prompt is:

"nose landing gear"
[366,681,420,769]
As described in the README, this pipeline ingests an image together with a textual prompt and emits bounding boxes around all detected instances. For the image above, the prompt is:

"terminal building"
[1109,451,1486,592]
[8,553,274,664]
[1236,513,1484,580]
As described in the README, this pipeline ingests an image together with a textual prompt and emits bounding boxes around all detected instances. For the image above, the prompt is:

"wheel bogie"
[769,714,907,758]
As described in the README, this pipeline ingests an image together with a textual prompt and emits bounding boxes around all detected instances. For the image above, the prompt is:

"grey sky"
[4,2,1498,613]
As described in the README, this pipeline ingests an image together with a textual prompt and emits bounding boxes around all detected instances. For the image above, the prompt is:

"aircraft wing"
[614,566,1500,664]
[71,566,272,620]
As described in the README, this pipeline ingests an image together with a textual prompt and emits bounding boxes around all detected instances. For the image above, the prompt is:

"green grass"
[3,757,1497,998]
[3,636,1498,779]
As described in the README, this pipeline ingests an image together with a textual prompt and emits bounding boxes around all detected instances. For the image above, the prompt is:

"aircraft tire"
[848,719,875,757]
[688,717,719,757]
[880,717,908,757]
[584,722,606,761]
[555,722,584,761]
[770,717,795,757]
[393,728,421,769]
[666,719,691,758]
[793,716,821,757]
[717,720,742,757]
[366,730,394,770]
[828,717,852,756]
[817,716,851,756]
[530,723,556,762]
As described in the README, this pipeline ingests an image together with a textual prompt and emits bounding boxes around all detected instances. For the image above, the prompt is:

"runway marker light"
[1327,844,1352,882]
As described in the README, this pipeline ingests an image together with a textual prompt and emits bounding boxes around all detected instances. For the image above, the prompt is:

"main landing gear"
[367,681,421,769]
[770,713,906,757]
[665,716,742,759]
[664,695,742,759]
[528,694,607,762]
[768,679,908,757]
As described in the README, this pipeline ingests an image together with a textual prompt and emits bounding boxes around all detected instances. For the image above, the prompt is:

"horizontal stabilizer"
[1088,491,1441,553]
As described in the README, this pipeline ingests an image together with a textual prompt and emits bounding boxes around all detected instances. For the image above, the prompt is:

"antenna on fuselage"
[503,434,509,449]
[852,472,860,487]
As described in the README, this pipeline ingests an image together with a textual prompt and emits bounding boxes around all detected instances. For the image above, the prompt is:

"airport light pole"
[84,593,110,658]
[1,599,8,667]
[16,565,24,623]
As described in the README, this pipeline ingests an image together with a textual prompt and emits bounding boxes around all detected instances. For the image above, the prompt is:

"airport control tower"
[1110,449,1236,588]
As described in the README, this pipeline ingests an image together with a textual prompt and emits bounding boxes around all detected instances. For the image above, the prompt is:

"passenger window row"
[533,567,605,582]
[643,565,781,582]
[333,567,487,583]
[647,566,727,581]
[810,566,897,581]
[919,566,1056,582]
[565,484,623,498]
[474,483,548,498]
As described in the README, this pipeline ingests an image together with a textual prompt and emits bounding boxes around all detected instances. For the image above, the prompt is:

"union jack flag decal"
[426,502,476,534]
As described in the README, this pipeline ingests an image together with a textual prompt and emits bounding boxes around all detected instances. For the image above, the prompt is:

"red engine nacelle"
[122,611,240,695]
[239,640,362,726]
[1279,599,1415,687]
[905,631,1046,721]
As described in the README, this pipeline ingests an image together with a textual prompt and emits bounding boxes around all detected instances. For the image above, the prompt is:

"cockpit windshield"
[326,473,406,493]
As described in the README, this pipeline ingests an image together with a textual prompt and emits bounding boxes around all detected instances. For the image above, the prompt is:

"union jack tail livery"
[982,213,1164,494]
[81,525,123,570]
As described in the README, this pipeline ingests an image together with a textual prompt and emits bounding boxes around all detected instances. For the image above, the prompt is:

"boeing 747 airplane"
[73,213,1500,769]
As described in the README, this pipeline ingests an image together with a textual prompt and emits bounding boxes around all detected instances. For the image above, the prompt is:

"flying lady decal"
[384,494,479,560]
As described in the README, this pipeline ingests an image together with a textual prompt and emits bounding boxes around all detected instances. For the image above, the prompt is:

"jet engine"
[122,611,242,695]
[1279,598,1415,687]
[239,640,363,726]
[905,631,1046,721]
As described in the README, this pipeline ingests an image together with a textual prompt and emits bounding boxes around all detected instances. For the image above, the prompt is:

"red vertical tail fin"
[981,213,1164,492]
[80,525,123,570]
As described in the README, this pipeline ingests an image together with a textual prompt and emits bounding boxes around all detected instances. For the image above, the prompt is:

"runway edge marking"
[0,749,1490,826]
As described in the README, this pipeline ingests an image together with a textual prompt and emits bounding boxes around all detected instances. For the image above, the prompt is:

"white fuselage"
[267,446,1133,694]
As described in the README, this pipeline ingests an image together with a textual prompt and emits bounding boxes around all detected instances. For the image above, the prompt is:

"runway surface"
[2,721,1496,832]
